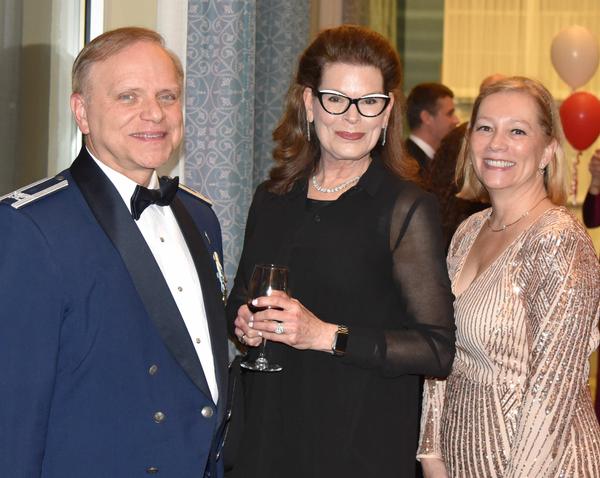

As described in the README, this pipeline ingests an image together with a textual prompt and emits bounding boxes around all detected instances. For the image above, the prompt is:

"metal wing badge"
[212,251,228,304]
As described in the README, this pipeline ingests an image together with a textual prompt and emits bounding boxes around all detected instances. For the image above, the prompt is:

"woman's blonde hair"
[456,76,567,205]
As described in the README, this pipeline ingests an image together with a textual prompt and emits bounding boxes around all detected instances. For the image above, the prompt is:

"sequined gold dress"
[418,207,600,477]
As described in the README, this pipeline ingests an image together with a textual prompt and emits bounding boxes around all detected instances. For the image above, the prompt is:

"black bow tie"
[130,176,179,220]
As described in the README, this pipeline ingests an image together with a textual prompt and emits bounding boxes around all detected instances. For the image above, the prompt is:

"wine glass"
[240,264,288,372]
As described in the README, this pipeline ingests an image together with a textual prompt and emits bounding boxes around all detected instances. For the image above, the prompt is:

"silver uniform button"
[201,406,214,418]
[146,466,159,474]
[148,364,158,375]
[153,411,165,423]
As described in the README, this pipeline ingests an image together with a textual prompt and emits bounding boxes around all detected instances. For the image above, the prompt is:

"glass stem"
[257,338,268,359]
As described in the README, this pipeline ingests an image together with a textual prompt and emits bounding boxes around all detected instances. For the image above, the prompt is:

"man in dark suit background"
[0,27,229,477]
[405,82,460,180]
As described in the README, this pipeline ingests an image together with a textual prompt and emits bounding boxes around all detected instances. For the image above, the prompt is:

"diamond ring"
[274,323,285,335]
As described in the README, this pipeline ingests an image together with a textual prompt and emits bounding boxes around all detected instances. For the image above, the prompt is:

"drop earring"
[381,126,387,146]
[306,118,311,142]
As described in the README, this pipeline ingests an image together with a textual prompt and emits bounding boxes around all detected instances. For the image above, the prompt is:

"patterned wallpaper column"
[185,0,310,283]
[185,0,256,282]
[253,0,310,185]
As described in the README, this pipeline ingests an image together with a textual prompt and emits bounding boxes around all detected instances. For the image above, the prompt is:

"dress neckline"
[452,206,561,298]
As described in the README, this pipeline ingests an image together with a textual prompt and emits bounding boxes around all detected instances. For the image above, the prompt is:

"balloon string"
[571,151,581,206]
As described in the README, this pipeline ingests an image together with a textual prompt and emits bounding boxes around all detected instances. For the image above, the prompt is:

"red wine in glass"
[247,304,268,313]
[240,264,288,372]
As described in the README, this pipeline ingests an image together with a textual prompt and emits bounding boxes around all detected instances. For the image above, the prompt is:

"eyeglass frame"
[315,89,391,118]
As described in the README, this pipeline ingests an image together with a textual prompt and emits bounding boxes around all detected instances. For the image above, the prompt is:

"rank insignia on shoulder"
[0,175,69,209]
[178,183,212,206]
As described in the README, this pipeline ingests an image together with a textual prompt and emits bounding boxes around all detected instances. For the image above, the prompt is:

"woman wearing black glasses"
[226,25,455,478]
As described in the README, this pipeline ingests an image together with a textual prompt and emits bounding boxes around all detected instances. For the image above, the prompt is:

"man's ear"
[303,87,314,123]
[420,109,433,126]
[70,93,90,134]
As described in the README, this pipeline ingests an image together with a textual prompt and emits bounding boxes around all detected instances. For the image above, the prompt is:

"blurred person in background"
[583,150,600,228]
[405,82,460,180]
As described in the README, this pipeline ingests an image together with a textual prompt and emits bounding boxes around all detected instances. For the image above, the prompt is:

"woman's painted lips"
[336,131,365,140]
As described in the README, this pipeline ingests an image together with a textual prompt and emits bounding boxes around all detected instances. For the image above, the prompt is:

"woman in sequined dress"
[418,77,600,477]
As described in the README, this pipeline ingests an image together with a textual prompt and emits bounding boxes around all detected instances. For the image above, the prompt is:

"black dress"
[226,158,455,478]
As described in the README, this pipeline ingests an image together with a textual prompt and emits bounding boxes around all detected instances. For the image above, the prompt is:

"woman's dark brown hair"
[266,24,417,194]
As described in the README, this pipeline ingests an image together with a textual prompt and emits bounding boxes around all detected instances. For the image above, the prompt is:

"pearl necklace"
[486,196,548,232]
[311,174,360,193]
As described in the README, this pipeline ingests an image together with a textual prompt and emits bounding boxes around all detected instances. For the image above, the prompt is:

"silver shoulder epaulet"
[178,183,212,206]
[0,175,69,209]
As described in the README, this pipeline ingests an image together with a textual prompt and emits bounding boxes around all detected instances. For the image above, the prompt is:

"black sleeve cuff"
[341,326,386,369]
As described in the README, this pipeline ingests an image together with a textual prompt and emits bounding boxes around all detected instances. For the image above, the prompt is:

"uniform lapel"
[69,149,212,400]
[171,196,228,422]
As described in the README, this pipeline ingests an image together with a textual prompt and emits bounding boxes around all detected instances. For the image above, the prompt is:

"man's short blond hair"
[72,26,184,95]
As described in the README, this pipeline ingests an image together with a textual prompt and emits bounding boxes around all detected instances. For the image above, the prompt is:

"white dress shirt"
[409,134,435,160]
[91,152,219,404]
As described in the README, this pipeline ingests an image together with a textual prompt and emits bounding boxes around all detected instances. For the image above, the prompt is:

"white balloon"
[551,25,599,90]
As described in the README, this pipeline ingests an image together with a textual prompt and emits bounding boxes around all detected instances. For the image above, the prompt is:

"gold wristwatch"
[331,324,349,356]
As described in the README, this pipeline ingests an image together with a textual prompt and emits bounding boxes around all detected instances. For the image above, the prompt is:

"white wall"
[104,0,157,30]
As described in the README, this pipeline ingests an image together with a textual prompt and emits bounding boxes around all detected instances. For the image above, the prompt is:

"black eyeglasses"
[316,89,391,117]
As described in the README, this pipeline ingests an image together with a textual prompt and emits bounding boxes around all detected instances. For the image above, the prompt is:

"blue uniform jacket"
[0,149,229,477]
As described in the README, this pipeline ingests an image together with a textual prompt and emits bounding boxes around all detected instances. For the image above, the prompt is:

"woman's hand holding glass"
[234,290,337,353]
[234,304,263,348]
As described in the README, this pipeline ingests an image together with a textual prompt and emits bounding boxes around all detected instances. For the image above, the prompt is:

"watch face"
[333,325,349,356]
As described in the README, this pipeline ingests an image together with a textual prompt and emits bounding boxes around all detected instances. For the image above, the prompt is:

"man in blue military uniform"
[0,27,229,477]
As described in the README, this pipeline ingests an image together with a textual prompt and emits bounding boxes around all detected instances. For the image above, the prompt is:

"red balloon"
[559,91,600,151]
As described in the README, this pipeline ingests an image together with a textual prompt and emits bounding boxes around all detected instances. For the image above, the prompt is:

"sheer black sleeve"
[342,189,456,378]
